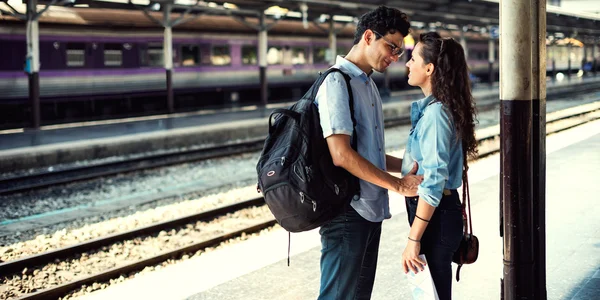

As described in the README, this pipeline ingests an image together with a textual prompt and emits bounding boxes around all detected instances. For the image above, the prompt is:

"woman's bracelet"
[415,214,430,223]
[408,237,421,243]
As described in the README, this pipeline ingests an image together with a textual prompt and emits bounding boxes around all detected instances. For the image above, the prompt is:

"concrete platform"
[2,76,599,173]
[77,118,600,300]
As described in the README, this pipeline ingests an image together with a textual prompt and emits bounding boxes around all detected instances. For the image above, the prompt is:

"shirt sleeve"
[416,104,454,207]
[314,72,353,138]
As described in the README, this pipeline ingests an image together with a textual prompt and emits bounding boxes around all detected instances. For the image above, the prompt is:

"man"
[315,6,421,300]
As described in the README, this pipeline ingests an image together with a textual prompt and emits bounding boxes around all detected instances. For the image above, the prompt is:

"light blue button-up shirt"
[401,95,464,207]
[314,56,390,222]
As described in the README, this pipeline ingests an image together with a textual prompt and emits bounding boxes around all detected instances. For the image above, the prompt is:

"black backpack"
[256,68,360,233]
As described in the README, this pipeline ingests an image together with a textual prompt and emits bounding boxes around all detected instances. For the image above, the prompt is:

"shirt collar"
[410,94,437,126]
[332,55,370,82]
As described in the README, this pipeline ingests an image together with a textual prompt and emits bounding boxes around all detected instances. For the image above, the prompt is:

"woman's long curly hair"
[418,32,478,159]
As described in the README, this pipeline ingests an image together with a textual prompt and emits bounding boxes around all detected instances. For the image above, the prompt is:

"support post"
[26,0,41,129]
[582,40,588,75]
[567,42,572,80]
[593,37,597,77]
[460,30,468,60]
[550,43,556,81]
[488,37,495,86]
[329,16,337,66]
[500,0,535,298]
[531,0,547,299]
[258,13,268,107]
[164,4,174,113]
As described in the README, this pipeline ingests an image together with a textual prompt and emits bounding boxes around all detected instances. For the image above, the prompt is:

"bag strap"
[461,148,473,236]
[317,68,358,150]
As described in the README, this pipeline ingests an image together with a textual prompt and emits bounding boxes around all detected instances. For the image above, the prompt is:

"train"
[0,6,592,128]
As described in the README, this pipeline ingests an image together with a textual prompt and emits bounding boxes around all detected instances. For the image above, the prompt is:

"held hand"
[397,163,422,196]
[401,240,426,274]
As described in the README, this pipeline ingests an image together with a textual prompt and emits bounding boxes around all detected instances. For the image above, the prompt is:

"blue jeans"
[405,190,463,300]
[318,205,382,300]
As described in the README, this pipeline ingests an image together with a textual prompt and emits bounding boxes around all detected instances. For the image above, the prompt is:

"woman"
[399,32,478,299]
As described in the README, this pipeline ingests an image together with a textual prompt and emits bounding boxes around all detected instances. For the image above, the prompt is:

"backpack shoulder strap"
[318,68,357,150]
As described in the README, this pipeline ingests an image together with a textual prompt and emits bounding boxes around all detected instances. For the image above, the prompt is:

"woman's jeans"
[405,190,463,300]
[318,205,382,300]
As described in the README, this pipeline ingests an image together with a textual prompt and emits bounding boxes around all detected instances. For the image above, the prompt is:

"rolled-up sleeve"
[315,72,353,138]
[416,105,453,207]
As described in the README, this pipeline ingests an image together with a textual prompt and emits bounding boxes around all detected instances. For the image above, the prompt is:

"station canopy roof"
[3,0,600,38]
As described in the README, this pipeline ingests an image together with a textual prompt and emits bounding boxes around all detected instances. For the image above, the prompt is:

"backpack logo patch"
[267,170,276,177]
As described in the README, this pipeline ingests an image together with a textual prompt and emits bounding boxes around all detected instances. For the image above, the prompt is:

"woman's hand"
[401,240,426,274]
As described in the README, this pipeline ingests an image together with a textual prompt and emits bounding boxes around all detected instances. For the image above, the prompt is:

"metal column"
[258,13,268,107]
[164,4,174,113]
[593,37,597,76]
[531,0,547,299]
[550,43,556,81]
[500,0,535,298]
[26,0,41,129]
[567,42,572,80]
[460,30,468,60]
[329,16,337,65]
[488,37,495,86]
[582,40,588,74]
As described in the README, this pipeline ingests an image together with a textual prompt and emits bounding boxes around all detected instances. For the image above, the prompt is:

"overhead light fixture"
[332,15,353,22]
[223,2,237,9]
[265,5,288,19]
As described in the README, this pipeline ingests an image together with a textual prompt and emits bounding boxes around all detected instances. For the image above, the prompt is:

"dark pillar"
[166,69,174,112]
[500,0,535,298]
[28,73,40,128]
[531,0,547,299]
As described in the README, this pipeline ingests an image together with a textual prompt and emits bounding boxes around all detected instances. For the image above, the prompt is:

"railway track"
[0,140,266,195]
[1,102,598,300]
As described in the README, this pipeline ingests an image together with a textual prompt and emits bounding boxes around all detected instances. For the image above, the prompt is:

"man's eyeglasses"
[372,30,405,58]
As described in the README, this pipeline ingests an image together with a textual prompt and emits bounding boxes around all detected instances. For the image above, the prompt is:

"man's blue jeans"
[318,205,382,300]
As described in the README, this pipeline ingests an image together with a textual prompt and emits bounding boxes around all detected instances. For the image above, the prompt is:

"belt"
[407,189,454,200]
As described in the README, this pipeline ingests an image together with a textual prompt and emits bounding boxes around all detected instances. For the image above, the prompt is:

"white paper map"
[405,254,440,300]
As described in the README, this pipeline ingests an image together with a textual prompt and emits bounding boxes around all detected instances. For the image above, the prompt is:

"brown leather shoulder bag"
[452,151,479,281]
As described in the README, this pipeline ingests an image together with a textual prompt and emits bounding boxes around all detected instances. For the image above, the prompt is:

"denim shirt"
[401,95,464,207]
[314,56,390,222]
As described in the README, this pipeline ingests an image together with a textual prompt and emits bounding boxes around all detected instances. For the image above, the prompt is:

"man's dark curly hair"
[353,6,410,44]
[418,32,478,159]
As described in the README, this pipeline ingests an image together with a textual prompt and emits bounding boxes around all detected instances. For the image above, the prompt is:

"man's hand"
[395,162,422,196]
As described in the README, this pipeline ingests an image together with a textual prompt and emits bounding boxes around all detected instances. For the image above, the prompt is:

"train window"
[104,43,122,67]
[313,47,328,64]
[66,43,85,67]
[242,45,257,65]
[181,45,199,66]
[291,47,307,65]
[144,44,164,67]
[267,46,283,65]
[211,45,231,66]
